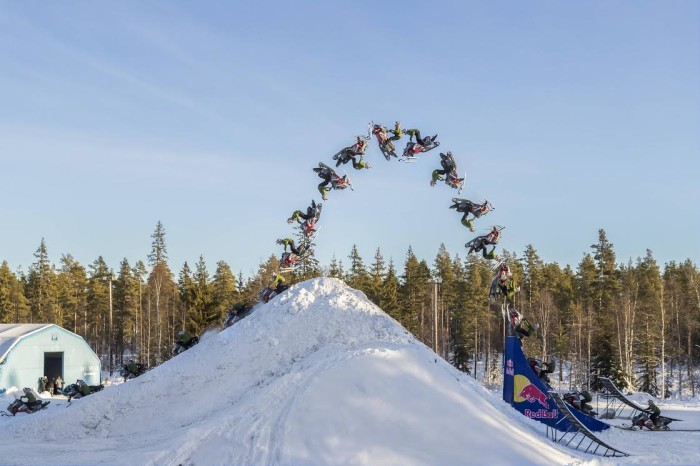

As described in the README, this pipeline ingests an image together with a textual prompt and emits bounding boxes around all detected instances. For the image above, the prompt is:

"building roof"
[0,324,53,364]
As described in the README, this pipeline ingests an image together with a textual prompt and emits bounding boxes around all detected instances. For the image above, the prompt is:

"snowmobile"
[563,391,597,417]
[444,171,465,193]
[118,362,149,380]
[625,412,677,431]
[314,163,353,194]
[431,153,464,192]
[3,398,50,416]
[465,226,504,254]
[279,240,314,272]
[173,336,200,355]
[258,284,289,304]
[332,137,369,167]
[401,136,439,161]
[223,303,255,328]
[450,198,494,215]
[488,262,514,302]
[62,382,105,401]
[371,123,397,160]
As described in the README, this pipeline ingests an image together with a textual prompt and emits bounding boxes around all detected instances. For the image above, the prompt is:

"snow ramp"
[0,278,576,466]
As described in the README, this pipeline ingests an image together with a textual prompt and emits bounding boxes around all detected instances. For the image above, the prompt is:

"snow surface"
[0,278,698,466]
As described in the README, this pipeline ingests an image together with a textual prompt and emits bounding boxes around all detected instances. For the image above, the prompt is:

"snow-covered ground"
[0,278,698,465]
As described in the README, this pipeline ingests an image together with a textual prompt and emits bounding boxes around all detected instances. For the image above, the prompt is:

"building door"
[44,352,63,394]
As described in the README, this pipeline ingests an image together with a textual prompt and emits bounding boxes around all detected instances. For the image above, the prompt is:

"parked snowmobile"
[563,391,597,417]
[118,362,149,380]
[628,412,677,431]
[4,398,50,416]
[63,381,104,401]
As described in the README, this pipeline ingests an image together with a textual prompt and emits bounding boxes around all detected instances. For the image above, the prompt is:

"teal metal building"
[0,324,101,392]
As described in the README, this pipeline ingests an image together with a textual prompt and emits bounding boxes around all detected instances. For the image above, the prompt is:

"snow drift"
[0,278,575,465]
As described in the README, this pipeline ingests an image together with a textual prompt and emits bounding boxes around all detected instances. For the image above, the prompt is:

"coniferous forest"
[1,221,698,398]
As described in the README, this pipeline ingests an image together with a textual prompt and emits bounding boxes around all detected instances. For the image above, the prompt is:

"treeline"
[1,224,698,398]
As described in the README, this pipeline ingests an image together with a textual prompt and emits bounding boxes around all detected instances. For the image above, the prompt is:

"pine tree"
[590,230,624,388]
[380,260,401,320]
[190,255,212,333]
[26,238,57,323]
[292,229,322,281]
[113,258,137,364]
[366,248,386,305]
[210,260,238,321]
[55,254,88,333]
[346,245,370,292]
[328,255,344,279]
[87,256,111,355]
[0,262,29,323]
[146,222,177,364]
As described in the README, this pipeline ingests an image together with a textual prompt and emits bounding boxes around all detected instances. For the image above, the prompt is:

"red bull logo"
[518,383,549,408]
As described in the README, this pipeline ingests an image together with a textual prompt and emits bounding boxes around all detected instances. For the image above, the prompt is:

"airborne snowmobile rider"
[491,262,517,302]
[508,304,537,339]
[388,121,402,142]
[287,200,322,225]
[466,226,502,260]
[406,128,438,147]
[314,162,350,201]
[276,238,302,256]
[334,137,371,170]
[431,151,463,187]
[450,199,492,232]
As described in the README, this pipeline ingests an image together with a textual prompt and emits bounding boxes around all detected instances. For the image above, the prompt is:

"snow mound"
[0,278,574,465]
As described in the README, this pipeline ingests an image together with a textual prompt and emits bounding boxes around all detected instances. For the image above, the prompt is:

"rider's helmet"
[275,239,283,245]
[128,359,133,364]
[23,387,31,394]
[177,330,185,338]
[647,399,654,406]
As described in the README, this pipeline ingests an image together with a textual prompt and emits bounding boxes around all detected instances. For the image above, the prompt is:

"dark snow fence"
[547,391,629,458]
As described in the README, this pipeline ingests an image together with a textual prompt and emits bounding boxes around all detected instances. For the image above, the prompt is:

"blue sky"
[1,1,698,277]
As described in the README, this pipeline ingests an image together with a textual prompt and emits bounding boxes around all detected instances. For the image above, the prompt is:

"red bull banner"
[503,336,608,432]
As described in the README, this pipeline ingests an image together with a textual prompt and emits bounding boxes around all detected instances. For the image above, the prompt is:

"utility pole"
[433,282,439,354]
[108,275,113,376]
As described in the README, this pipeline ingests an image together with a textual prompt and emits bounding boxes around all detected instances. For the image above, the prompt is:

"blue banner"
[503,336,609,432]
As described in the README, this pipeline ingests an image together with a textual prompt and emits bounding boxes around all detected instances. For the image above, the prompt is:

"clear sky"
[1,1,698,277]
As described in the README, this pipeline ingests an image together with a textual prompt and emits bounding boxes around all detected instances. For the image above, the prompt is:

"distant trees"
[1,226,698,397]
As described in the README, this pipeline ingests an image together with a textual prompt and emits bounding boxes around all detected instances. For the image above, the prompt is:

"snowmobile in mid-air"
[371,123,398,160]
[431,152,465,193]
[279,240,315,273]
[3,398,50,416]
[401,136,439,161]
[314,163,354,197]
[465,226,505,254]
